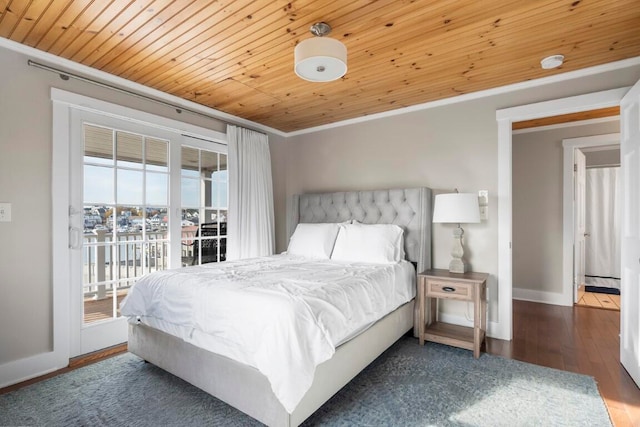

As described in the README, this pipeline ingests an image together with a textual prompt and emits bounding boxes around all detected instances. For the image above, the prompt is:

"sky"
[83,126,228,212]
[84,158,228,211]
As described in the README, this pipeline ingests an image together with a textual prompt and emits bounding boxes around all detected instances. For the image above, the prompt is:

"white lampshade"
[433,193,481,224]
[294,37,347,82]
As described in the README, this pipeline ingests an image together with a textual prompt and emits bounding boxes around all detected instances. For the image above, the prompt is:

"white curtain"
[226,125,275,260]
[585,167,621,289]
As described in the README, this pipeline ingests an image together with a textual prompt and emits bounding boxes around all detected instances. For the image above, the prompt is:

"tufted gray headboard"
[287,188,432,273]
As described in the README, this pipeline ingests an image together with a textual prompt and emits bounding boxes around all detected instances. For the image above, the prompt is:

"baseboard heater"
[584,285,620,295]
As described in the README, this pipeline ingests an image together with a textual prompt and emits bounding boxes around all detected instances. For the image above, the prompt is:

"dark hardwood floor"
[487,300,640,427]
[2,300,639,426]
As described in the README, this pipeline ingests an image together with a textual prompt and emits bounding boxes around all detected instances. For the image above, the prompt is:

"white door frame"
[573,147,587,306]
[620,78,640,386]
[561,134,620,306]
[495,87,628,340]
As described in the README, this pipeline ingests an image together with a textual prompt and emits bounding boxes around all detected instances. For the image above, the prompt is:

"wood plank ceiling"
[1,0,639,133]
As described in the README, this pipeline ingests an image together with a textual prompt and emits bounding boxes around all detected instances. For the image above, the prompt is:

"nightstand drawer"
[426,280,473,300]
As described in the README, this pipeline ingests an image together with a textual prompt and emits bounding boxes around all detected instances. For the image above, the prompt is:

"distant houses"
[82,205,211,233]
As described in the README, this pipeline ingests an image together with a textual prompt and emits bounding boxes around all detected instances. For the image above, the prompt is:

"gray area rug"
[0,338,611,426]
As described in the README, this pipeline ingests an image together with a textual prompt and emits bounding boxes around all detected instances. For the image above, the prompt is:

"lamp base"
[448,258,468,274]
[449,225,469,274]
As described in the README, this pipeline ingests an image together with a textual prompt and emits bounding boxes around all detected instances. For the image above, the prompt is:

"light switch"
[479,206,488,220]
[478,191,488,220]
[0,203,11,222]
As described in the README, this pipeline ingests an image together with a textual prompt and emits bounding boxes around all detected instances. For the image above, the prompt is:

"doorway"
[495,87,629,341]
[499,80,640,389]
[576,144,621,310]
[559,133,621,312]
[53,89,229,361]
[68,109,230,357]
[511,123,620,307]
[68,110,177,356]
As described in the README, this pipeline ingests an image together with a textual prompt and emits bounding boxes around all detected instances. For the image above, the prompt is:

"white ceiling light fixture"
[294,22,347,82]
[540,54,565,69]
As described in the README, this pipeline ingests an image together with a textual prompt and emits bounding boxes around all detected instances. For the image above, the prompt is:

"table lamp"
[433,191,481,273]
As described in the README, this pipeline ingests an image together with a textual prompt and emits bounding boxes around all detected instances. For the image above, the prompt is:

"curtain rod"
[27,59,266,136]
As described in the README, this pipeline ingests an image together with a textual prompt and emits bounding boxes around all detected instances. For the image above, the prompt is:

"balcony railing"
[82,228,201,299]
[82,226,227,324]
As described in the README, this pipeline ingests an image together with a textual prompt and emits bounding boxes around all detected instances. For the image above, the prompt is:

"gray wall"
[585,147,620,167]
[512,121,620,295]
[284,101,499,321]
[0,45,284,365]
[282,73,640,324]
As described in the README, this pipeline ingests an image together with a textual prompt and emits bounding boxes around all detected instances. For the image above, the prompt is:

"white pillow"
[286,223,341,259]
[331,223,405,264]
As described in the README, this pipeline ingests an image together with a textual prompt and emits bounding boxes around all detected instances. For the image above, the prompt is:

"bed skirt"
[128,300,415,427]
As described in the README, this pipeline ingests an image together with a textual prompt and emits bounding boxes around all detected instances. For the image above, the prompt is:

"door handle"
[69,226,82,249]
[584,232,590,237]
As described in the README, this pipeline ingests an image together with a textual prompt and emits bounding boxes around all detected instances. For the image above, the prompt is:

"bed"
[124,187,432,427]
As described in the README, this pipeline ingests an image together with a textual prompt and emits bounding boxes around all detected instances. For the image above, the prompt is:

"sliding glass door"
[68,110,227,356]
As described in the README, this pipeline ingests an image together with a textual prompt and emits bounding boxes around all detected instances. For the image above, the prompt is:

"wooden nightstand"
[418,269,489,358]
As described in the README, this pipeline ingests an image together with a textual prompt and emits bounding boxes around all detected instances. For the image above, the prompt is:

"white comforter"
[120,254,415,413]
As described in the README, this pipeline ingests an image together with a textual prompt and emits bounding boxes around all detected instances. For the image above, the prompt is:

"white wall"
[512,121,620,298]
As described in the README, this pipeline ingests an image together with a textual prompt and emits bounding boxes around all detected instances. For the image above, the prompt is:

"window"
[181,144,228,265]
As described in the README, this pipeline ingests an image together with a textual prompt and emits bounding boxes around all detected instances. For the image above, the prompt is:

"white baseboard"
[512,287,572,306]
[0,351,67,389]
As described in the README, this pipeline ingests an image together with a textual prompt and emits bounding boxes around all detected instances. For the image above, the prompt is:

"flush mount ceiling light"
[540,54,565,69]
[294,22,347,82]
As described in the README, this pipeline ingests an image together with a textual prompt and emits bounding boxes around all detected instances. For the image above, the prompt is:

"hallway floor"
[576,291,621,311]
